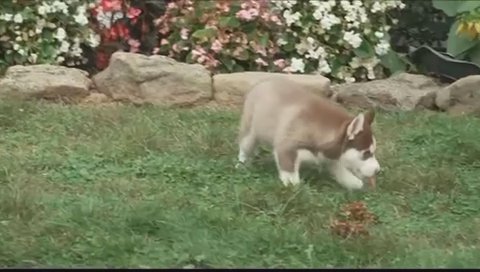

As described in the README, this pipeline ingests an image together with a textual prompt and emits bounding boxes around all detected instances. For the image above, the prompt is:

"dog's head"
[339,109,380,179]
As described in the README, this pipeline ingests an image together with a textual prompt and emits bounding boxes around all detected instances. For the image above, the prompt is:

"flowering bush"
[1,0,409,84]
[155,0,286,73]
[273,0,407,82]
[0,0,100,72]
[90,0,169,70]
[155,0,407,83]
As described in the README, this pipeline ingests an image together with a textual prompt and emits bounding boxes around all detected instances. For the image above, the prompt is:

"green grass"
[0,99,480,268]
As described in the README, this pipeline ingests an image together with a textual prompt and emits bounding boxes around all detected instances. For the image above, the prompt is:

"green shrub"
[0,0,100,73]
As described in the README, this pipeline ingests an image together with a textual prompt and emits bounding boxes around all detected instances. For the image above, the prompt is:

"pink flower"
[192,47,207,59]
[152,47,160,54]
[172,43,181,53]
[127,7,142,19]
[167,2,177,10]
[249,8,259,17]
[232,47,244,57]
[255,58,268,66]
[197,55,207,64]
[160,39,169,45]
[211,39,223,53]
[236,10,253,21]
[273,59,286,69]
[216,1,230,12]
[128,39,140,52]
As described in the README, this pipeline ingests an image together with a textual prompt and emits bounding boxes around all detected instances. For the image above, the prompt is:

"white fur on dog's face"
[339,138,380,179]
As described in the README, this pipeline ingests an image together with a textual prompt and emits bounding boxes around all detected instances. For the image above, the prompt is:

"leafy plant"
[0,0,100,73]
[432,0,480,64]
[156,0,408,83]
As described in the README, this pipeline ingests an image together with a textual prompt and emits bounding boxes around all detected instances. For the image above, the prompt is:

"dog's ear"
[364,108,375,125]
[346,113,364,140]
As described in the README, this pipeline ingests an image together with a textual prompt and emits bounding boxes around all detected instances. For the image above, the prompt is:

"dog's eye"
[362,151,372,160]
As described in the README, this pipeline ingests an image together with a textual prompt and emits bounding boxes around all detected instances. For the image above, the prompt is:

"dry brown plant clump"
[330,201,379,238]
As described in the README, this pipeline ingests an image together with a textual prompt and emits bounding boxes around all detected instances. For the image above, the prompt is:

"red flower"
[127,7,142,19]
[101,0,123,11]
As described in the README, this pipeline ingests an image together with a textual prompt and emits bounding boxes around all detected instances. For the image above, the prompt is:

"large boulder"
[331,73,446,111]
[0,64,92,103]
[93,52,212,107]
[213,72,332,107]
[435,75,480,116]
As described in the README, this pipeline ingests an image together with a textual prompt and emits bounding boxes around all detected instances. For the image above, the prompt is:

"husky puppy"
[236,78,380,190]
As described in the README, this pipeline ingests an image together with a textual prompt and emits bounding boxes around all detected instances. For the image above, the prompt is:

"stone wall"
[1,51,479,116]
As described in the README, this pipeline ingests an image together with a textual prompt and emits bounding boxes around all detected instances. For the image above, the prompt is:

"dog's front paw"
[279,171,301,187]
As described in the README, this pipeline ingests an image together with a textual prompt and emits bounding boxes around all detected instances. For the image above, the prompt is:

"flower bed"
[1,0,408,83]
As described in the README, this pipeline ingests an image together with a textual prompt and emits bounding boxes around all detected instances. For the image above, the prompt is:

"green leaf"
[191,28,217,39]
[446,21,479,58]
[380,49,407,74]
[218,16,240,28]
[282,42,296,52]
[0,22,6,35]
[217,54,236,72]
[457,1,480,14]
[258,33,269,47]
[432,0,464,16]
[353,39,375,58]
[467,44,480,66]
[4,53,13,64]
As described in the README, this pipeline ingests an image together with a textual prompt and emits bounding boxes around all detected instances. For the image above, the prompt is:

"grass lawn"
[0,99,479,268]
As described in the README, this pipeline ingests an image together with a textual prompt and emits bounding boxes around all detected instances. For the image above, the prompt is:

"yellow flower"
[456,20,480,39]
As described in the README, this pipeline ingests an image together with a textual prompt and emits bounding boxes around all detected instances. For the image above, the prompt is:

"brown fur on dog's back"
[239,78,369,160]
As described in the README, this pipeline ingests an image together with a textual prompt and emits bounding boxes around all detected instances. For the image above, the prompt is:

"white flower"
[345,77,356,83]
[38,5,47,15]
[87,33,100,47]
[74,14,89,25]
[277,38,288,46]
[320,14,341,30]
[318,59,331,74]
[28,53,38,63]
[295,37,316,55]
[71,42,83,57]
[375,40,390,56]
[306,46,327,60]
[56,56,65,64]
[374,31,384,39]
[13,14,23,24]
[343,31,362,48]
[54,27,67,41]
[76,4,87,14]
[52,1,69,14]
[13,43,20,51]
[60,40,70,53]
[3,13,13,21]
[349,57,362,69]
[18,48,25,56]
[96,11,113,28]
[371,2,385,13]
[283,10,301,26]
[289,57,305,73]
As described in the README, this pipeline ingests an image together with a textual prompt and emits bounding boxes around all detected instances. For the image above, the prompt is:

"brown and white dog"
[236,78,380,190]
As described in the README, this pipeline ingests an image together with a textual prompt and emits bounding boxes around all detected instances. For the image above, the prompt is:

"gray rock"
[213,72,332,107]
[0,64,92,103]
[93,52,212,106]
[435,75,480,116]
[331,73,446,111]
